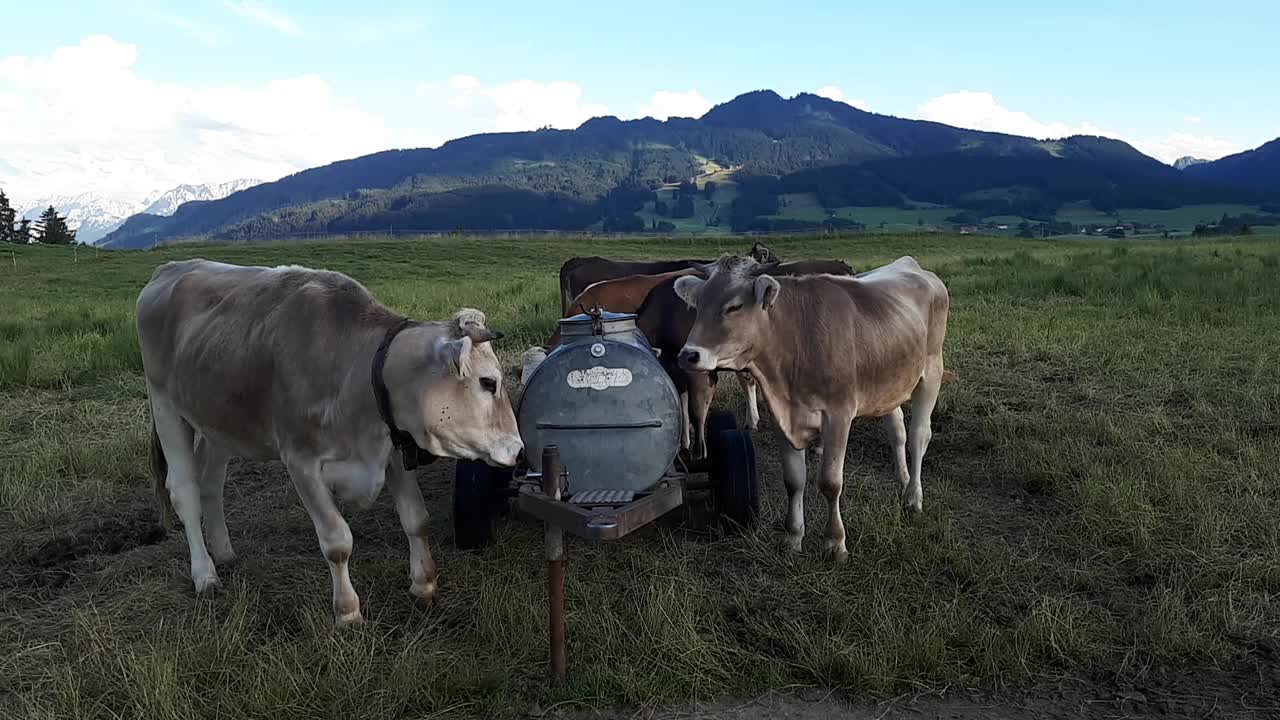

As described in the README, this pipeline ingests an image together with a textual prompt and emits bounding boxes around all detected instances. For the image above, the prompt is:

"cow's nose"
[679,348,700,367]
[515,448,526,466]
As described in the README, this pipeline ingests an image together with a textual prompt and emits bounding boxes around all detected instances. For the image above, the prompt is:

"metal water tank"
[517,310,682,493]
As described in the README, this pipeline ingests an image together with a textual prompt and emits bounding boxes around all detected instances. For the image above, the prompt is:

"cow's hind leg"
[194,435,235,566]
[818,414,853,562]
[779,432,807,552]
[152,398,220,593]
[385,461,438,603]
[286,458,362,627]
[905,359,943,513]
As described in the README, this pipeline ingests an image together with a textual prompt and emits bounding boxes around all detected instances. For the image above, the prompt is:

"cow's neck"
[744,306,820,450]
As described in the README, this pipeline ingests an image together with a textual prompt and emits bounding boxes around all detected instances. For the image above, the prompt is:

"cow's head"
[749,241,780,264]
[386,308,523,467]
[674,255,780,372]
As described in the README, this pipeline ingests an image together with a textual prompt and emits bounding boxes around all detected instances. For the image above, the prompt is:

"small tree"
[36,206,76,245]
[14,218,32,244]
[0,190,15,244]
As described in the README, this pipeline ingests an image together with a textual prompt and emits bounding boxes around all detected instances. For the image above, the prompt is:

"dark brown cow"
[556,241,781,313]
[546,267,700,346]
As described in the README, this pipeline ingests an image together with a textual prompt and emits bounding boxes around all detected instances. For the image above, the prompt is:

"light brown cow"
[136,259,522,626]
[674,254,949,561]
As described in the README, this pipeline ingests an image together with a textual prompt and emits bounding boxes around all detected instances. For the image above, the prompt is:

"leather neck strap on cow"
[372,317,437,471]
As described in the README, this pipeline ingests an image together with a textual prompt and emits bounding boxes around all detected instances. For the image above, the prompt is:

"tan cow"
[674,254,949,561]
[136,259,522,626]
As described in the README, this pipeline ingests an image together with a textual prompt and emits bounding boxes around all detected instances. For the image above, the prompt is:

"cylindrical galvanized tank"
[517,310,682,494]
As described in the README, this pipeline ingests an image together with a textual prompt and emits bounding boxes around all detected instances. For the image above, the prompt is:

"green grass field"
[1055,202,1266,229]
[2,233,1278,718]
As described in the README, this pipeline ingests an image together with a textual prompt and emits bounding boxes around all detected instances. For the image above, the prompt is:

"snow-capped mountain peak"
[17,179,262,245]
[142,179,261,217]
[19,193,141,245]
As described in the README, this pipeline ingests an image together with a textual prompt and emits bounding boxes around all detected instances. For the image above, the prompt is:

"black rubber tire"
[711,427,759,531]
[704,410,738,458]
[490,465,515,518]
[453,459,496,550]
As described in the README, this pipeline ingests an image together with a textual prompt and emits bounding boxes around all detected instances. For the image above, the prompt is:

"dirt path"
[547,664,1280,719]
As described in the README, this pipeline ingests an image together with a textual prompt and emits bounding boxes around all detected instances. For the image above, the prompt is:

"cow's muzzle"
[677,345,715,372]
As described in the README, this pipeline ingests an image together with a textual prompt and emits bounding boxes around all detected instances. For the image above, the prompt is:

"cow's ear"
[754,275,781,311]
[433,335,473,377]
[674,275,705,308]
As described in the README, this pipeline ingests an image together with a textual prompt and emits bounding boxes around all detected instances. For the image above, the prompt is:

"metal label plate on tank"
[566,366,633,391]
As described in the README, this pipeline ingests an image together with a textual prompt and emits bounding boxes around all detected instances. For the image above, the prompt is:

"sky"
[2,0,1278,207]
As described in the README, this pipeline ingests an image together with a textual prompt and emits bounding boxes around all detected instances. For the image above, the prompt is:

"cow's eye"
[480,377,498,395]
[724,304,743,315]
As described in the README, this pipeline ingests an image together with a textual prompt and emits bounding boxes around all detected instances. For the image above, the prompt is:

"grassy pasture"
[1,233,1278,718]
[1055,202,1267,229]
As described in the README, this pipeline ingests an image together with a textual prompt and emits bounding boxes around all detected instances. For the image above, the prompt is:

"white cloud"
[913,90,1248,163]
[1131,133,1241,164]
[638,90,712,120]
[814,85,868,111]
[417,75,609,133]
[0,35,386,204]
[916,90,1112,140]
[224,1,301,36]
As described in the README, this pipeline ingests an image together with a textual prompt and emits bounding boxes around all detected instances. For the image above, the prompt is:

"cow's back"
[137,259,390,457]
[770,257,947,414]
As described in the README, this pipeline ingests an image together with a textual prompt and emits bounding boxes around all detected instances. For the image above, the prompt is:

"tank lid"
[560,309,636,324]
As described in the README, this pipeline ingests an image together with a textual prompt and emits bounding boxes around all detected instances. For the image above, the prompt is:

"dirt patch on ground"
[14,506,166,589]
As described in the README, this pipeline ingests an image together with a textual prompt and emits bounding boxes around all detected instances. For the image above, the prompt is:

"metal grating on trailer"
[569,489,635,505]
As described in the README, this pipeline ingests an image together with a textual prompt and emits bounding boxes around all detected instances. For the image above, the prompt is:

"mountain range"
[97,91,1278,248]
[20,179,260,245]
[1183,138,1280,193]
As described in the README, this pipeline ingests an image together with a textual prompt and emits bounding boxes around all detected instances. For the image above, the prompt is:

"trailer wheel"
[491,465,515,519]
[705,410,737,451]
[710,422,759,531]
[454,459,496,550]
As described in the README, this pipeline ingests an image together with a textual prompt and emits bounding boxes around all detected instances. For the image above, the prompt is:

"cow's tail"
[149,412,174,532]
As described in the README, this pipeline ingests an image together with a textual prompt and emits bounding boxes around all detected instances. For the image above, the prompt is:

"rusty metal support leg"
[542,445,566,685]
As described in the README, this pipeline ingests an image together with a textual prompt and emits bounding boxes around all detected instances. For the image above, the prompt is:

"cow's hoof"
[409,580,437,604]
[901,502,923,517]
[193,574,221,594]
[211,550,238,567]
[335,610,365,629]
[823,544,849,564]
[780,535,803,553]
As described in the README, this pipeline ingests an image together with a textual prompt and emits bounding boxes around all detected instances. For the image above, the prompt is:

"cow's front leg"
[778,432,807,552]
[738,372,760,431]
[286,458,361,627]
[818,414,853,563]
[385,460,437,603]
[688,370,717,459]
